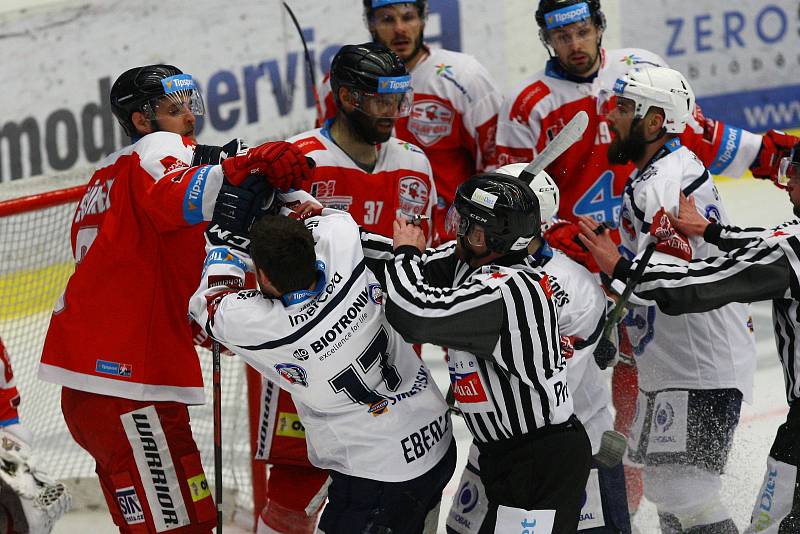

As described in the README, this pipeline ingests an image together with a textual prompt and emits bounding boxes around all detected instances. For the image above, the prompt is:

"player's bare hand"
[577,217,621,276]
[393,218,426,252]
[289,200,324,220]
[668,193,709,237]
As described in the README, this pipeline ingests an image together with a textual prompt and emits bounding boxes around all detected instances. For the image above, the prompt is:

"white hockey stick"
[518,110,589,187]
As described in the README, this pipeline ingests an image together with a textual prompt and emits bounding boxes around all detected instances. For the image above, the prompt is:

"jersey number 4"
[328,327,402,405]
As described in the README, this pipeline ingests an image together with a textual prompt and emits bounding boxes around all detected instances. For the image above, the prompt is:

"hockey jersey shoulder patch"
[509,81,550,124]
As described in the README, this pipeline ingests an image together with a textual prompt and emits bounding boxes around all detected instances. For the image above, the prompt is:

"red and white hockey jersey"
[289,125,436,240]
[0,338,20,426]
[320,47,501,242]
[39,132,229,404]
[496,48,763,227]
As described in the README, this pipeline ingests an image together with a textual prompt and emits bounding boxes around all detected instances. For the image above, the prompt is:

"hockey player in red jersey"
[319,0,502,244]
[254,43,437,534]
[495,0,799,516]
[0,337,70,533]
[39,64,312,533]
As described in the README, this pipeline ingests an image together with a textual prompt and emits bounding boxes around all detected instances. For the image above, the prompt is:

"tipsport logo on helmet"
[378,75,412,94]
[371,0,412,7]
[162,74,196,94]
[544,2,590,29]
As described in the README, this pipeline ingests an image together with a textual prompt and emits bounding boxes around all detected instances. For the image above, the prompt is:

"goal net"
[0,170,265,529]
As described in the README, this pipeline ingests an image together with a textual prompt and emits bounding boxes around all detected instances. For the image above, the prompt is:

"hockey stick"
[518,110,589,187]
[593,242,657,370]
[212,340,223,533]
[282,2,323,124]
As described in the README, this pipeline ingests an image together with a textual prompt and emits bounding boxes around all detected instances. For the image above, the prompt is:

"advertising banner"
[619,0,800,133]
[2,0,546,183]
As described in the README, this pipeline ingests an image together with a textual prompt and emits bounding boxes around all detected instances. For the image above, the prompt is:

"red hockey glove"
[750,130,799,181]
[221,141,313,190]
[544,220,600,272]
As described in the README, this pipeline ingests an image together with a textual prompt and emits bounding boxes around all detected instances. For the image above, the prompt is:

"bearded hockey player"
[319,0,502,243]
[495,0,798,513]
[189,199,456,534]
[445,165,629,534]
[577,67,755,533]
[39,64,312,533]
[255,42,437,534]
[0,338,70,534]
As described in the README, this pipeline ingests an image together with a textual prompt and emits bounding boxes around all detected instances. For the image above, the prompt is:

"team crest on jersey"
[275,363,309,387]
[309,180,353,211]
[398,176,430,217]
[368,283,383,305]
[161,156,188,175]
[620,206,636,242]
[408,100,454,146]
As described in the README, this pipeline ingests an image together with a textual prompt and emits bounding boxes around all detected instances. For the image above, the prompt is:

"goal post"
[0,173,266,530]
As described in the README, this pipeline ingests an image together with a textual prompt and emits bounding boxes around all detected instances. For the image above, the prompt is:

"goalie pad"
[0,426,70,534]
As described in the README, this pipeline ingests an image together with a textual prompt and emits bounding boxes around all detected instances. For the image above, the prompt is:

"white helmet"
[612,66,694,133]
[495,163,560,224]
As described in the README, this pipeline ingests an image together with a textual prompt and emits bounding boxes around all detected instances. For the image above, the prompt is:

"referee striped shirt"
[615,220,800,404]
[382,243,574,443]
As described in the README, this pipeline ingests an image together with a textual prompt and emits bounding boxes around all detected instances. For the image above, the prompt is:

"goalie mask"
[111,64,206,138]
[446,172,541,255]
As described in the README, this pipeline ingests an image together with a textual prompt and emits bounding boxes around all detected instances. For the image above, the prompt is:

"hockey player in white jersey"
[579,66,756,533]
[579,142,800,533]
[188,193,455,534]
[445,165,629,533]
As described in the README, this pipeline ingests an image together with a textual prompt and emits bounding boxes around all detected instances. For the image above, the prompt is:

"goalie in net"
[0,338,70,534]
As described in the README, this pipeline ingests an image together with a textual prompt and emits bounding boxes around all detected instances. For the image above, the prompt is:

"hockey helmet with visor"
[330,43,413,119]
[445,173,542,255]
[111,64,205,138]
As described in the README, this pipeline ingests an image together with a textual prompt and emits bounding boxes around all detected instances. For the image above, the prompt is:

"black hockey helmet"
[778,141,800,186]
[535,0,605,34]
[362,0,428,21]
[330,43,413,117]
[447,173,542,255]
[110,64,205,138]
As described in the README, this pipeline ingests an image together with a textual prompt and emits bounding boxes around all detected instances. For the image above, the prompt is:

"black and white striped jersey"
[615,220,800,404]
[383,242,575,444]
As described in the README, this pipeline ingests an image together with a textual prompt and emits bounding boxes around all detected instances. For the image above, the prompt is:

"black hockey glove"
[207,174,277,253]
[192,138,248,166]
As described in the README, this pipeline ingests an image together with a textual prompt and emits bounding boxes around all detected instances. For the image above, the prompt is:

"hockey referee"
[579,142,800,533]
[385,172,592,534]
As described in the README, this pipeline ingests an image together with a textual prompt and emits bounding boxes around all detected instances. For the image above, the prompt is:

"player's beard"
[608,121,647,165]
[559,42,601,77]
[345,108,393,145]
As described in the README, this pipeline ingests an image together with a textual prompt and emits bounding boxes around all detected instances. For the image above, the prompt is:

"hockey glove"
[544,219,601,272]
[207,174,277,253]
[751,129,799,181]
[192,138,248,166]
[221,140,313,190]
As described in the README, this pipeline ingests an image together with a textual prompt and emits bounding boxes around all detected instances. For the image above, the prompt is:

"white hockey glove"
[0,425,71,534]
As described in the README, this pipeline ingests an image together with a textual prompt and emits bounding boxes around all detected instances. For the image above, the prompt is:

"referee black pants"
[476,416,592,534]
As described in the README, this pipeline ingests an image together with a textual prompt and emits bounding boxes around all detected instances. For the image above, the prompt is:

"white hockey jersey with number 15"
[618,140,756,400]
[188,210,452,482]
